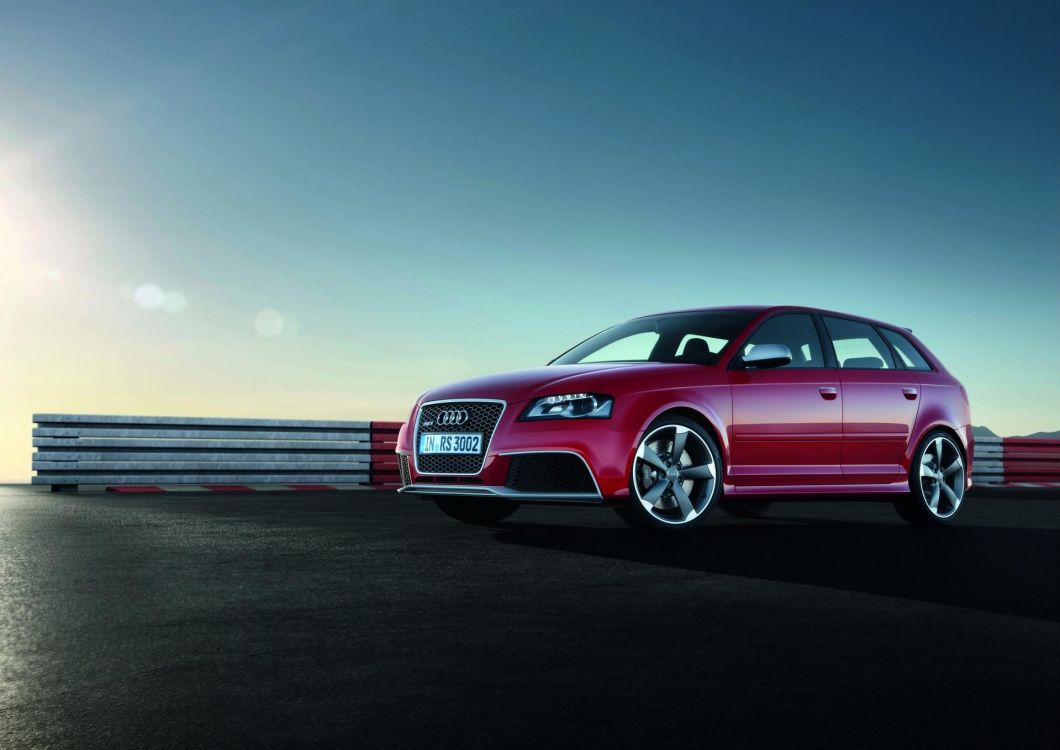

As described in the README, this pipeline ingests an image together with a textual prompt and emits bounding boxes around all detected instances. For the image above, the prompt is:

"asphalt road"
[1,485,1058,749]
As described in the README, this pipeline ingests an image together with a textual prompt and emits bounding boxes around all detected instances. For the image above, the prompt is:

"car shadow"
[491,516,1060,623]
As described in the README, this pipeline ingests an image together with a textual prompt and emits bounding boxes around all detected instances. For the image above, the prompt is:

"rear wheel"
[615,415,722,531]
[893,431,967,526]
[719,500,772,518]
[434,497,520,525]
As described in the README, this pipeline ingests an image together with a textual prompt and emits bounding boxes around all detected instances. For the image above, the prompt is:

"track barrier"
[32,414,378,491]
[32,414,1056,491]
[971,436,1060,486]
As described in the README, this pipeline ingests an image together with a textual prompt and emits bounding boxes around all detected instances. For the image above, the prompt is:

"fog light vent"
[505,454,596,494]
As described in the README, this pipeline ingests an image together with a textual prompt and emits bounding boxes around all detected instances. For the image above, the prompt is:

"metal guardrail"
[33,414,372,489]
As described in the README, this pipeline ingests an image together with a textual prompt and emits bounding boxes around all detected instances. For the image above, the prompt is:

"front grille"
[505,454,597,494]
[415,401,504,475]
[398,454,411,486]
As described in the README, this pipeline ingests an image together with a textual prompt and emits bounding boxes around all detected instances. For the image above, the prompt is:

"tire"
[615,414,722,532]
[719,500,772,518]
[434,496,520,525]
[893,430,968,526]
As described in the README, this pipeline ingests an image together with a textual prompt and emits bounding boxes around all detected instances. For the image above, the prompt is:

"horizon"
[2,1,1058,481]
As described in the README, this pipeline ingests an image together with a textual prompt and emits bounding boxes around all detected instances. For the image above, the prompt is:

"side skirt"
[733,481,909,497]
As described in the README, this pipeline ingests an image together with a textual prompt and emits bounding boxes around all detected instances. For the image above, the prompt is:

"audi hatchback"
[396,306,972,530]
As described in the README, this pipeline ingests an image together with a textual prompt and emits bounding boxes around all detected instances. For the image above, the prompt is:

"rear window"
[880,328,932,371]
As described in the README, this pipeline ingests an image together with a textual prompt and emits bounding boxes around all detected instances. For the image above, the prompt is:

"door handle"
[819,387,838,400]
[903,387,918,400]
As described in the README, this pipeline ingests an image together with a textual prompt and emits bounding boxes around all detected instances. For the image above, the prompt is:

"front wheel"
[615,415,722,531]
[893,431,967,526]
[434,497,520,525]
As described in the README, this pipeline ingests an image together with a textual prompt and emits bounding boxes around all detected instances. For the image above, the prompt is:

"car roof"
[640,305,910,331]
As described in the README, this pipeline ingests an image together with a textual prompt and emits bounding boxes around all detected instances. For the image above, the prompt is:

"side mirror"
[741,343,792,369]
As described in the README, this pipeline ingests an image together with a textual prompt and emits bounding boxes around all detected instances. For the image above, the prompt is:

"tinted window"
[823,316,896,369]
[880,328,932,371]
[742,314,824,368]
[552,310,756,366]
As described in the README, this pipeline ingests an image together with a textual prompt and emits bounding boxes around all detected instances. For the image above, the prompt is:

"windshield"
[551,310,756,366]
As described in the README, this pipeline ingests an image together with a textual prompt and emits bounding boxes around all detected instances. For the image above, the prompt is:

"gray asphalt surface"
[1,484,1058,749]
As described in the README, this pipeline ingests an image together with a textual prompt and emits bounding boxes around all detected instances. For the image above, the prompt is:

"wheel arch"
[909,422,968,468]
[911,421,970,457]
[638,404,729,470]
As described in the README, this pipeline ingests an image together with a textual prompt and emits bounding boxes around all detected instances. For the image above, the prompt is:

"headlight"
[521,393,613,420]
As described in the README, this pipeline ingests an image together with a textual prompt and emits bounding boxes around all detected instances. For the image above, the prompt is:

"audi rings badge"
[435,409,469,427]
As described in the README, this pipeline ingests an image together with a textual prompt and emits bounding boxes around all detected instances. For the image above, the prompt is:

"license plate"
[419,433,483,455]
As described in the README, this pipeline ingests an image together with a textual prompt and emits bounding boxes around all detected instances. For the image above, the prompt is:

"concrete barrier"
[33,414,373,490]
[971,437,1003,485]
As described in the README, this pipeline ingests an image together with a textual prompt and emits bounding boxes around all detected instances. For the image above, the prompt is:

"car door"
[728,313,843,488]
[821,316,921,486]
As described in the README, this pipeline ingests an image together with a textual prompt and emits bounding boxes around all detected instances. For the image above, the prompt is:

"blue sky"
[1,1,1057,479]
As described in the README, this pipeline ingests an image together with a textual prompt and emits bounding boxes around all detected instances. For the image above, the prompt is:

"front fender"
[612,385,732,470]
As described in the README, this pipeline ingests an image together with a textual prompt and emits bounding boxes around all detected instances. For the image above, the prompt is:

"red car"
[396,306,972,530]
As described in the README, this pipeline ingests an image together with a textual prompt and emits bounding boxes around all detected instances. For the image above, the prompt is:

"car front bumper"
[397,399,636,500]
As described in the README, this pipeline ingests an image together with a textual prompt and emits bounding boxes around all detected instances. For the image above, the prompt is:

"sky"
[1,0,1057,481]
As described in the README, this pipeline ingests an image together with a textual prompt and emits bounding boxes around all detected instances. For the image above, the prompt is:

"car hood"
[420,362,698,404]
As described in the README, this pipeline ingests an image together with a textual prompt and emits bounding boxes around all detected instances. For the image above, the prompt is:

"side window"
[823,317,896,369]
[742,314,824,368]
[879,328,932,371]
[579,331,659,363]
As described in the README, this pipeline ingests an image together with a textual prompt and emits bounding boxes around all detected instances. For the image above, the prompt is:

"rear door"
[821,316,921,486]
[728,313,843,488]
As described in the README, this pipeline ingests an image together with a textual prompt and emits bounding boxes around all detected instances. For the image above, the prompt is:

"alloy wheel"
[633,424,717,525]
[919,435,965,519]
